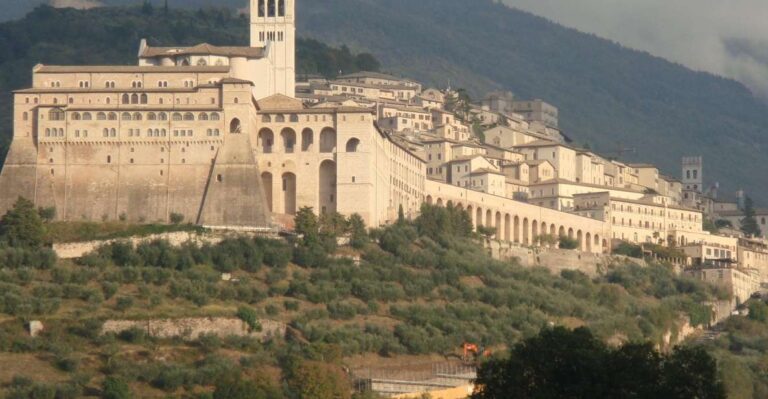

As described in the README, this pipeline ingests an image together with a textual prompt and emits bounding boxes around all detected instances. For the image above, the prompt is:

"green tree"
[102,376,131,399]
[558,235,580,250]
[319,212,349,237]
[472,327,726,399]
[295,207,319,244]
[141,0,154,15]
[287,360,351,399]
[0,197,45,248]
[741,196,762,237]
[348,213,369,249]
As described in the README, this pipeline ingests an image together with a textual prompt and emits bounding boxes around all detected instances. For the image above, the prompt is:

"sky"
[503,0,768,99]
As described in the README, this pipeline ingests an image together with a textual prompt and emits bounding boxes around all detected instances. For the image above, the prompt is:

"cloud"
[501,0,768,98]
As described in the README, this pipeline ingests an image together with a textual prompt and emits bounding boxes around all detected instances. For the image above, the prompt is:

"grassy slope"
[0,216,733,396]
[298,0,768,200]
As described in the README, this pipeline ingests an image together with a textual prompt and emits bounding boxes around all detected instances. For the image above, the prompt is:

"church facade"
[0,0,614,253]
[0,0,422,229]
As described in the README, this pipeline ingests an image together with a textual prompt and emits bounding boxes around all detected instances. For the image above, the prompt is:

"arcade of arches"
[426,188,609,254]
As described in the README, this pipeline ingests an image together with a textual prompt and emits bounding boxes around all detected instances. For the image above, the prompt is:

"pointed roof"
[256,94,305,111]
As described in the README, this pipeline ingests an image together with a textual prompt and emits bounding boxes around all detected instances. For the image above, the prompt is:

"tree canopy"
[473,326,726,399]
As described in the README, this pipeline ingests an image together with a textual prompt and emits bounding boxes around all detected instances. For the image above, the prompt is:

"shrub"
[115,296,134,312]
[236,306,261,332]
[558,236,580,250]
[169,212,184,224]
[284,300,300,311]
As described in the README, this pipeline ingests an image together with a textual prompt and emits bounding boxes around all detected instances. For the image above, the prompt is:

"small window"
[216,174,223,182]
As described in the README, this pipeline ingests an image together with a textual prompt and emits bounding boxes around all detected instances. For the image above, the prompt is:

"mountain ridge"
[297,0,768,200]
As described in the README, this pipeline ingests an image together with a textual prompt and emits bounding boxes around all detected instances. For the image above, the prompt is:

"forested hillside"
[0,4,378,162]
[0,200,753,397]
[298,0,768,200]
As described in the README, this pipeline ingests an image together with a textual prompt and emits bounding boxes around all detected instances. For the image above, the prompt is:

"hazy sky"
[503,0,768,98]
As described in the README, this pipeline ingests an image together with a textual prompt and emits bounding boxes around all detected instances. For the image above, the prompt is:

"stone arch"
[495,212,502,238]
[531,219,538,244]
[319,160,337,214]
[282,172,297,215]
[559,226,566,237]
[476,208,483,227]
[280,128,296,153]
[504,214,511,242]
[320,128,337,153]
[346,138,361,152]
[485,210,492,230]
[577,230,583,251]
[261,172,273,212]
[230,118,242,134]
[568,228,574,239]
[436,198,444,207]
[426,195,433,205]
[586,233,592,252]
[602,239,609,253]
[541,222,547,238]
[514,216,521,243]
[550,224,557,236]
[523,218,529,244]
[258,128,274,153]
[301,128,313,151]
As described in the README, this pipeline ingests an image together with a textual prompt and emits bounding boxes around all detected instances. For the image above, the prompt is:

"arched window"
[140,94,148,104]
[268,0,276,17]
[290,114,299,122]
[319,128,337,153]
[49,108,65,121]
[131,94,139,104]
[45,128,50,137]
[122,94,130,104]
[301,128,313,151]
[106,97,111,105]
[258,0,265,17]
[147,112,157,121]
[199,113,209,121]
[183,112,194,121]
[161,129,166,136]
[281,128,296,153]
[262,115,272,123]
[96,112,106,120]
[258,128,274,152]
[230,118,242,134]
[22,112,28,121]
[108,112,117,121]
[158,112,168,121]
[346,138,361,152]
[147,129,153,136]
[133,112,142,121]
[210,113,220,121]
[278,0,285,16]
[110,128,116,137]
[103,128,109,137]
[172,113,182,121]
[276,114,285,123]
[71,112,81,121]
[122,112,132,121]
[197,59,207,66]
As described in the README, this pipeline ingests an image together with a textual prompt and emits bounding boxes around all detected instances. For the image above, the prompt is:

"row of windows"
[256,0,286,17]
[65,111,221,122]
[44,128,64,137]
[258,31,285,42]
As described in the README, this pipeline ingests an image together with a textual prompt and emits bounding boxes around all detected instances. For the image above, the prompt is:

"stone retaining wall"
[486,240,645,277]
[101,317,286,341]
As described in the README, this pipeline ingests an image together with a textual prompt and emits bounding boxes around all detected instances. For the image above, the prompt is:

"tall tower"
[682,156,703,193]
[251,0,296,97]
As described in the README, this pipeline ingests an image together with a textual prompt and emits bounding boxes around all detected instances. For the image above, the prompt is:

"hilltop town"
[0,0,766,307]
[2,1,768,398]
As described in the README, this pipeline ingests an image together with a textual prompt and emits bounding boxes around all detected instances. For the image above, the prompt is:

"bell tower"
[251,0,296,97]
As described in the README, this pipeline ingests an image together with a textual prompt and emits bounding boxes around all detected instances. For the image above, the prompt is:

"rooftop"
[34,64,230,74]
[140,42,265,58]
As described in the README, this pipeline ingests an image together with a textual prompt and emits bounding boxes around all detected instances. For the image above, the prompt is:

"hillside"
[0,201,753,397]
[0,5,378,163]
[297,0,768,201]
